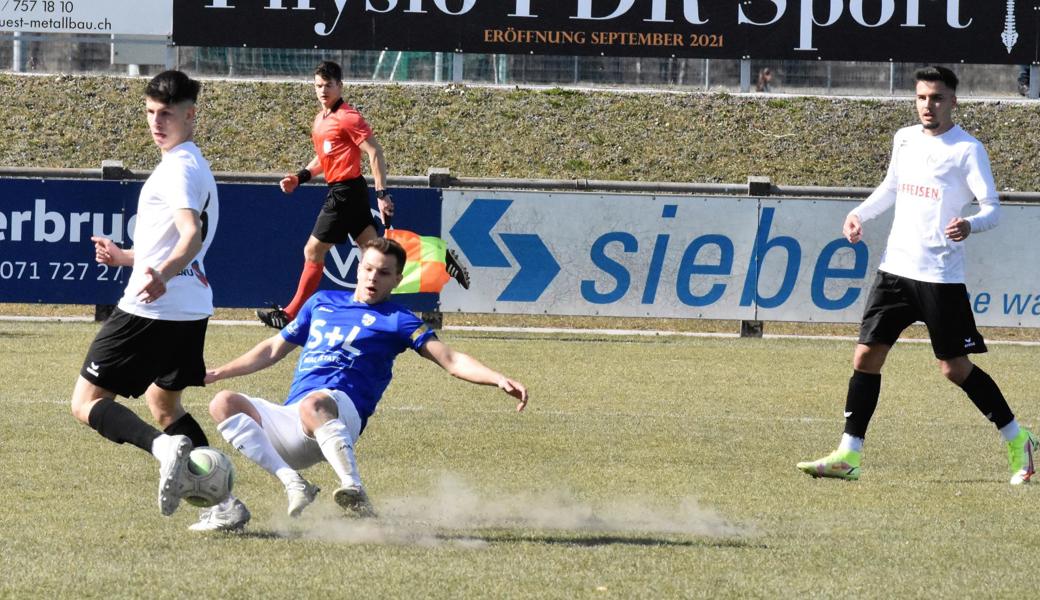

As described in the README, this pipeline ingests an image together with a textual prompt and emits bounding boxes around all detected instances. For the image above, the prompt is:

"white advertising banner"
[1,0,172,35]
[440,191,1040,327]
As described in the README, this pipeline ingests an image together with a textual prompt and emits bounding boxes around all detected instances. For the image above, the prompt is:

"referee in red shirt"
[258,61,467,328]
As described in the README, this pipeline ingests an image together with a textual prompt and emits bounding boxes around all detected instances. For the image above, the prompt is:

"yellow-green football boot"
[797,449,861,481]
[1007,429,1038,485]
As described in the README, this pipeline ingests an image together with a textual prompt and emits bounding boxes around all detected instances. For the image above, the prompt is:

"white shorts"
[246,389,363,471]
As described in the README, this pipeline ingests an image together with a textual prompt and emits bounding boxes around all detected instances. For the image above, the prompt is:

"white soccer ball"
[181,447,235,508]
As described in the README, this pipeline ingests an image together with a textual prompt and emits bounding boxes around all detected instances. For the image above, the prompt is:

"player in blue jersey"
[190,238,528,531]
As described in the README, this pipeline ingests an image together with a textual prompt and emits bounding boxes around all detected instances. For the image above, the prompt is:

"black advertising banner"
[172,1,1038,65]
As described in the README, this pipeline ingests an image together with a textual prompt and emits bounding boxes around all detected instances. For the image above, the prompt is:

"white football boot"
[286,478,320,517]
[189,497,252,532]
[156,434,193,516]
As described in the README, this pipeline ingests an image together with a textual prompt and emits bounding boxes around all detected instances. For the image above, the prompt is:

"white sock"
[839,433,864,453]
[313,419,363,488]
[150,433,176,461]
[218,413,299,486]
[1000,420,1021,443]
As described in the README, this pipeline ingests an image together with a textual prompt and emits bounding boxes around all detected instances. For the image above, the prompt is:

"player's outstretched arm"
[419,338,528,412]
[205,334,298,384]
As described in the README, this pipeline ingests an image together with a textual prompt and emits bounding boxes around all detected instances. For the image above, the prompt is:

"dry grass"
[3,321,1040,598]
[2,74,1039,191]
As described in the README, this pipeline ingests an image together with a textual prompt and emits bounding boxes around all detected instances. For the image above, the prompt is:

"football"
[182,447,235,508]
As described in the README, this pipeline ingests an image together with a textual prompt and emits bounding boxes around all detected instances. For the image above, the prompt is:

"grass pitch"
[1,320,1038,598]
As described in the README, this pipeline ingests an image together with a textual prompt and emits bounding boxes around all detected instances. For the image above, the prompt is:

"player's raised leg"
[71,376,193,516]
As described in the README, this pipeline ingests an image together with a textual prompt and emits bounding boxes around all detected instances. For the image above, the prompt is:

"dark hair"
[314,60,343,83]
[362,238,406,274]
[145,70,200,104]
[914,65,958,92]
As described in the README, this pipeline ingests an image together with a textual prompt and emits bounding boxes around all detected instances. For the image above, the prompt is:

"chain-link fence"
[0,33,1032,97]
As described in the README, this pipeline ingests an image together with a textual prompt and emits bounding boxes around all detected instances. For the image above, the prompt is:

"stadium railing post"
[422,167,453,330]
[95,160,129,322]
[741,176,771,338]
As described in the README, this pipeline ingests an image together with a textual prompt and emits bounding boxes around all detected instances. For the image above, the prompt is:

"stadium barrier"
[2,166,1038,331]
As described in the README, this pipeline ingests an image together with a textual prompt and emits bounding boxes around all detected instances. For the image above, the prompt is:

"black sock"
[843,371,881,439]
[163,412,210,448]
[959,366,1014,429]
[87,398,162,453]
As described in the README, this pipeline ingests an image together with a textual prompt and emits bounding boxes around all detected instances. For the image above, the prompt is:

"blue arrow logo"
[449,199,511,268]
[450,199,560,302]
[498,234,561,302]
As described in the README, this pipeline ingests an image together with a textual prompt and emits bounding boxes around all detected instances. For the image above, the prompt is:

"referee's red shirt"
[311,99,374,184]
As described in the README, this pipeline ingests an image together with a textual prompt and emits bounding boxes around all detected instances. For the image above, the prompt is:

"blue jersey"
[280,290,436,429]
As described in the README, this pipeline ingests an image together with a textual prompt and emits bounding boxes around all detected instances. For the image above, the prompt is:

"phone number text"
[0,261,124,281]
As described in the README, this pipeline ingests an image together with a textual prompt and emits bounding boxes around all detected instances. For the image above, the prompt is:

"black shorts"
[80,307,209,398]
[311,176,377,244]
[858,271,987,360]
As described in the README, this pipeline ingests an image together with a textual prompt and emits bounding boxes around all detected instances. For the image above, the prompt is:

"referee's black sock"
[959,366,1014,429]
[87,398,162,453]
[843,371,882,439]
[164,412,210,448]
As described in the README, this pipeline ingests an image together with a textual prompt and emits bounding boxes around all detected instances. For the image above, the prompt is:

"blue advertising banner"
[440,190,1040,327]
[0,178,441,312]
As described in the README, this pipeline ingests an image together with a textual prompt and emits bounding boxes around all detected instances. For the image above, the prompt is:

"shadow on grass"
[463,531,765,549]
[0,332,38,339]
[225,526,764,549]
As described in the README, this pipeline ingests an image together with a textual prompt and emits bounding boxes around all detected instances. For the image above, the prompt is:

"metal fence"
[1,33,1034,98]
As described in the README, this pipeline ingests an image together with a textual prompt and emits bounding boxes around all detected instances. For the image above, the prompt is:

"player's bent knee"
[209,390,250,421]
[70,397,92,424]
[939,358,972,385]
[70,378,104,424]
[298,391,338,423]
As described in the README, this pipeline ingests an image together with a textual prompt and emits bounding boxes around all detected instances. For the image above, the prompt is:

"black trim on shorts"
[311,175,376,244]
[858,271,987,360]
[80,308,209,398]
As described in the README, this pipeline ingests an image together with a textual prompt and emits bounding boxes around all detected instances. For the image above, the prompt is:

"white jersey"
[118,141,219,320]
[851,124,999,284]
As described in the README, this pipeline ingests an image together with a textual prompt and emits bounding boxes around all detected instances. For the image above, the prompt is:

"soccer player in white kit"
[71,70,221,516]
[797,66,1036,485]
[191,238,527,531]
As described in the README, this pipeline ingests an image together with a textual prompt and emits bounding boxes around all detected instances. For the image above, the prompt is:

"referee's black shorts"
[311,176,377,244]
[858,270,987,360]
[80,308,209,398]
